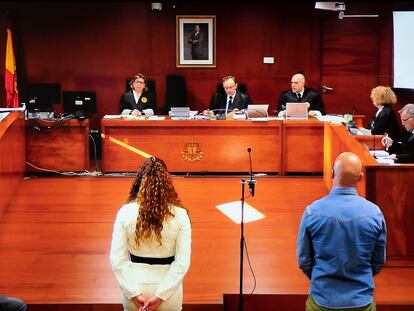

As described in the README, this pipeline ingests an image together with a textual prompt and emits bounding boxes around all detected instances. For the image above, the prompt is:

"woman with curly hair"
[110,157,191,311]
[368,86,401,141]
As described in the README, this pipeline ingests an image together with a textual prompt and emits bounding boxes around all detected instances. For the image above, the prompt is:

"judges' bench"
[101,118,325,174]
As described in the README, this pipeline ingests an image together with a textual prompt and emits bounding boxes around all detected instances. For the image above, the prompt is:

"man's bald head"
[332,152,363,188]
[291,73,305,93]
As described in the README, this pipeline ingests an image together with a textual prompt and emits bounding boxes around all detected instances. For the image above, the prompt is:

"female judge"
[120,73,156,116]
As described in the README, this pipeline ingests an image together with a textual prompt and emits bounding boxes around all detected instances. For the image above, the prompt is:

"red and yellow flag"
[5,27,19,108]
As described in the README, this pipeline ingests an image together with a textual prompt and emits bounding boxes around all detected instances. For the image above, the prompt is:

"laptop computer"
[247,104,269,120]
[286,102,309,119]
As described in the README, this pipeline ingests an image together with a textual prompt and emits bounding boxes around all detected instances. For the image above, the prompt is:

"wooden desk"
[0,112,25,216]
[102,119,283,173]
[282,119,324,174]
[25,118,90,172]
[101,118,326,174]
[324,123,414,259]
[355,134,383,151]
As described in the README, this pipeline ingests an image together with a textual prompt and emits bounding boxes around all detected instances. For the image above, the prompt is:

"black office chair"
[165,75,187,111]
[125,78,156,105]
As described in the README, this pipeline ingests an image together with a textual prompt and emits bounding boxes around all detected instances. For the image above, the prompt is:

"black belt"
[130,253,175,265]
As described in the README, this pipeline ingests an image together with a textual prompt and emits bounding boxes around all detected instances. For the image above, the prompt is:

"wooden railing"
[0,112,25,217]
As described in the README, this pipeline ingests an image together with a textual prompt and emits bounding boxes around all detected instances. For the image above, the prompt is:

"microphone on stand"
[247,148,256,197]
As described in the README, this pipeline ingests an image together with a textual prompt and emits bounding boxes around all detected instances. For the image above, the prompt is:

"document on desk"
[249,117,269,122]
[103,115,122,119]
[369,150,389,158]
[316,115,347,124]
[349,128,372,135]
[375,158,396,164]
[147,116,165,120]
[369,150,395,164]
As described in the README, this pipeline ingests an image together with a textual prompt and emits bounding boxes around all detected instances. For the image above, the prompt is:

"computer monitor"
[25,83,61,112]
[62,91,96,118]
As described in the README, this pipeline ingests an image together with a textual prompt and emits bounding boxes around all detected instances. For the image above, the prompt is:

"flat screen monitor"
[62,91,96,117]
[26,83,61,112]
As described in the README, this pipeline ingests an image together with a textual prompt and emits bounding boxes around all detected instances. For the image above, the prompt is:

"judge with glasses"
[120,73,156,116]
[208,75,251,117]
[381,103,414,163]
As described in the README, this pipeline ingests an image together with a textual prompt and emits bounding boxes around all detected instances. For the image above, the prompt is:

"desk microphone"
[247,148,256,197]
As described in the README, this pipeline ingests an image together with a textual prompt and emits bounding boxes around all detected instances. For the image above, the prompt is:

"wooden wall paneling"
[321,16,380,124]
[0,2,403,129]
[378,12,393,86]
[1,2,328,129]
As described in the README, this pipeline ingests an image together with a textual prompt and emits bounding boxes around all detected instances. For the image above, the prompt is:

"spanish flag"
[5,27,19,108]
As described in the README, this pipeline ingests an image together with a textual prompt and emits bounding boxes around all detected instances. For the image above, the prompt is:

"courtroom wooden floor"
[1,176,414,308]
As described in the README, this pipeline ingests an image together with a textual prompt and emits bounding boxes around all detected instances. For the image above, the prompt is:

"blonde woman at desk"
[368,86,401,141]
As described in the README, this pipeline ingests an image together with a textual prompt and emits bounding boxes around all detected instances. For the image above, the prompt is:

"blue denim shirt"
[297,187,387,309]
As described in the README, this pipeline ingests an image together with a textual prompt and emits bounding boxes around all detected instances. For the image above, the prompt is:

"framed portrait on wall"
[176,15,216,68]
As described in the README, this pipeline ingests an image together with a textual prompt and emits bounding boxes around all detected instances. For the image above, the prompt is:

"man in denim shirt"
[297,152,387,311]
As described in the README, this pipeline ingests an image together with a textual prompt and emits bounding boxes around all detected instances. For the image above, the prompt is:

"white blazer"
[110,202,191,301]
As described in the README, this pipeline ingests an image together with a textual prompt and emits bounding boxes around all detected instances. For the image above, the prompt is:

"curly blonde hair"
[128,157,184,247]
[370,86,397,106]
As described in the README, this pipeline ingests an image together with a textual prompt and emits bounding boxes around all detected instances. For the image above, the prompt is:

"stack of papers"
[103,114,146,120]
[376,158,395,164]
[316,115,347,123]
[369,150,395,164]
[103,115,122,119]
[349,128,372,135]
[369,150,389,157]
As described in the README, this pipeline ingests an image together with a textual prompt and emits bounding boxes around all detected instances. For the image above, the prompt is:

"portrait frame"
[176,15,216,68]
